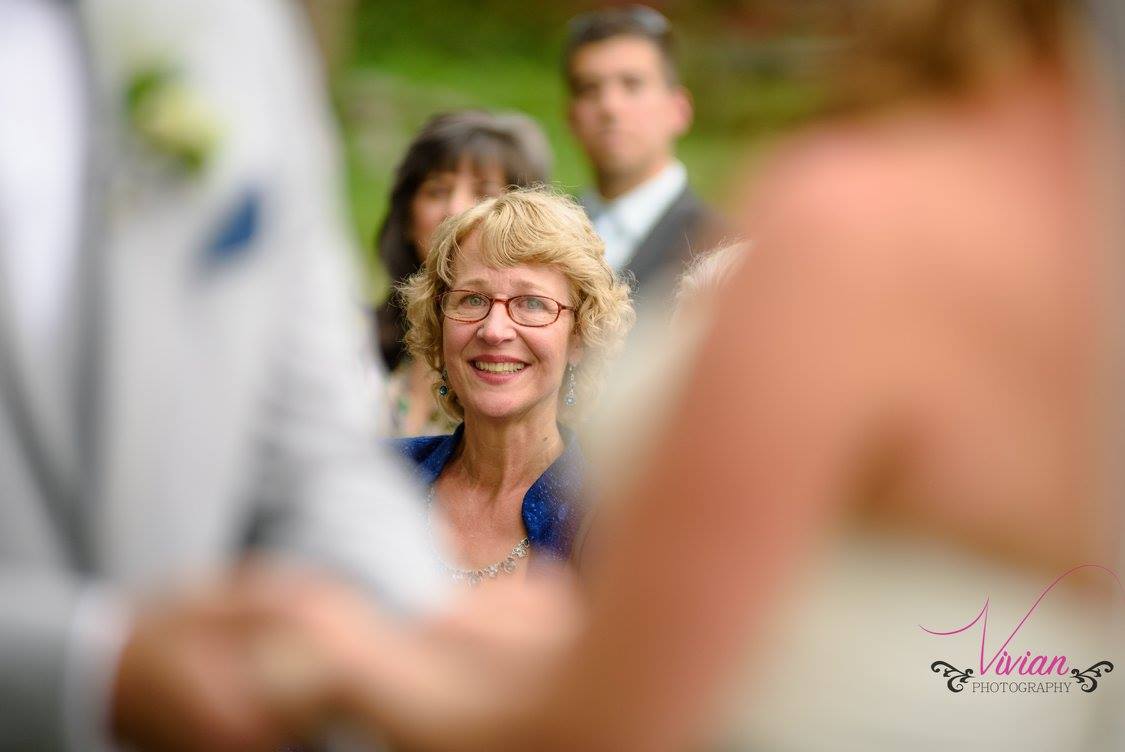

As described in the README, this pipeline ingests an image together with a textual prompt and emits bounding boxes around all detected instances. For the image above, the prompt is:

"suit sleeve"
[0,575,128,752]
[0,575,79,749]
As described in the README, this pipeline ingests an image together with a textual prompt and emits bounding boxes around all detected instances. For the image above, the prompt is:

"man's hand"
[108,576,315,752]
[246,567,584,752]
[108,563,582,752]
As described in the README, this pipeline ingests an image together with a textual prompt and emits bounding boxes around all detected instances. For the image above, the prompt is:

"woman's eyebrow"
[508,280,552,294]
[454,278,553,294]
[454,278,490,289]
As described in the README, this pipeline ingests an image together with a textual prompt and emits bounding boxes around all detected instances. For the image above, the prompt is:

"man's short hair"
[562,5,679,90]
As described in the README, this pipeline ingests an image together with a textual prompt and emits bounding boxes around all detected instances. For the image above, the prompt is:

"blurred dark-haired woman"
[374,110,552,436]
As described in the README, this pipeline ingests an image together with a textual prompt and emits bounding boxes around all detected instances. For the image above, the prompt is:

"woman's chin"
[463,403,527,424]
[461,396,557,426]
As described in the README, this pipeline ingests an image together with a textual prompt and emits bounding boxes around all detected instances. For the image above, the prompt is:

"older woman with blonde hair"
[393,187,633,584]
[374,110,553,437]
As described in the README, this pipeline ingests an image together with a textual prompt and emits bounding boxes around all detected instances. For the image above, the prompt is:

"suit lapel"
[0,232,84,567]
[65,0,118,573]
[626,186,702,291]
[0,1,102,569]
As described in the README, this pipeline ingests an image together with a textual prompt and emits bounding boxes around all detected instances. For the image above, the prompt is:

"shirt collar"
[584,159,688,241]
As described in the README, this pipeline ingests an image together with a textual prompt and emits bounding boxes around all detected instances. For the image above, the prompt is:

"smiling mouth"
[471,360,527,373]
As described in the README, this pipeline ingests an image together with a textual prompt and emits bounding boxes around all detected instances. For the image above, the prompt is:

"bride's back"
[833,72,1117,570]
[732,0,1122,572]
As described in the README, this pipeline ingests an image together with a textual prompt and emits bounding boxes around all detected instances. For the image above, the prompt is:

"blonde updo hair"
[674,240,749,312]
[398,186,635,424]
[827,0,1084,111]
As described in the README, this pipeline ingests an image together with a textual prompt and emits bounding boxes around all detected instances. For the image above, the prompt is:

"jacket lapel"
[626,186,704,292]
[0,1,102,569]
[0,232,85,567]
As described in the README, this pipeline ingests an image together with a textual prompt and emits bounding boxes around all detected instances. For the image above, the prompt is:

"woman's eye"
[421,185,450,200]
[465,294,488,307]
[522,297,545,310]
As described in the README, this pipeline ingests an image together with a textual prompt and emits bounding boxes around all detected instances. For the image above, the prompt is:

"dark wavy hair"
[373,110,552,370]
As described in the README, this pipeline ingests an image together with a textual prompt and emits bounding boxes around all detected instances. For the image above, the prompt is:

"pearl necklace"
[425,485,531,586]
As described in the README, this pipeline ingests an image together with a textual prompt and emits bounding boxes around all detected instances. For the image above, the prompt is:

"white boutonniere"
[126,64,220,176]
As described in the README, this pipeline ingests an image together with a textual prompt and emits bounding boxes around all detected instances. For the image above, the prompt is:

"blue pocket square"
[203,187,262,266]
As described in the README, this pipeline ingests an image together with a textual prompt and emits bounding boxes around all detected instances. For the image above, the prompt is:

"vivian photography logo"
[922,564,1120,695]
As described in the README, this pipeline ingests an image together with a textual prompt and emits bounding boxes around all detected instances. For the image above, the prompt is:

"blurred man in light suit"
[0,1,443,749]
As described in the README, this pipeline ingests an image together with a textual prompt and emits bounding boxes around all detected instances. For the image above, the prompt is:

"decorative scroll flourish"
[1070,661,1114,693]
[931,660,975,692]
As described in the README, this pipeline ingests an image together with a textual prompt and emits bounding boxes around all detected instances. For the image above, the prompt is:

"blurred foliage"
[327,0,826,299]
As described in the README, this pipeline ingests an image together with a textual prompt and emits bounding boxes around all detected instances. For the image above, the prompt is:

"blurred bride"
[255,1,1125,749]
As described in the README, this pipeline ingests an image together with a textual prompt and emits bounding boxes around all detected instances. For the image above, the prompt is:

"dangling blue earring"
[563,364,577,407]
[438,368,450,398]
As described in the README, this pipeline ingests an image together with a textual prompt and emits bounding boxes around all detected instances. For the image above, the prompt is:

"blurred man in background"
[563,5,720,299]
[0,1,441,749]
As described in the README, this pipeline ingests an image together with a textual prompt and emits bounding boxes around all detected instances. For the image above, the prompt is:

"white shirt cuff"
[63,585,133,752]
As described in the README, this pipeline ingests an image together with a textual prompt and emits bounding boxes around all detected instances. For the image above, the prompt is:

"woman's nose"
[446,187,476,217]
[476,301,516,342]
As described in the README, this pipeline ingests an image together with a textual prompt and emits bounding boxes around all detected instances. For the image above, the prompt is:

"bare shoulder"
[717,99,1094,449]
[732,119,934,318]
[736,105,1077,314]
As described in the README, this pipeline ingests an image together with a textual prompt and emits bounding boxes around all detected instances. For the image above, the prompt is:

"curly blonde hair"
[398,186,635,424]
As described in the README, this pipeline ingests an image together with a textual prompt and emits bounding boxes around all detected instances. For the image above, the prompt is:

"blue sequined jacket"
[392,424,586,559]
